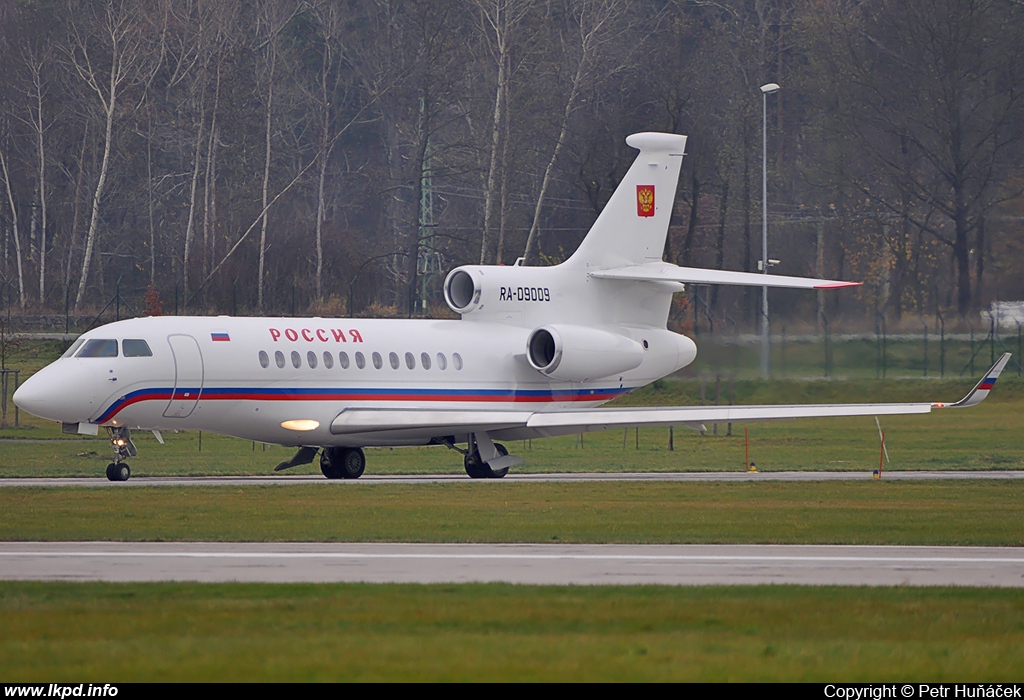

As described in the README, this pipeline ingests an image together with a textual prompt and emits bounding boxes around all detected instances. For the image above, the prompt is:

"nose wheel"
[105,427,137,482]
[106,462,131,482]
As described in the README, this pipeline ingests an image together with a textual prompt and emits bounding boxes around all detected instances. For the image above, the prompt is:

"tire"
[114,463,130,481]
[105,463,117,481]
[320,449,342,479]
[464,444,508,479]
[339,448,365,479]
[489,443,509,479]
[464,451,487,478]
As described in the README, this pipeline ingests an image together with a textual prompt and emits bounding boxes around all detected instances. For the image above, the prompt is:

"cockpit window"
[76,339,118,358]
[122,339,153,357]
[61,338,86,359]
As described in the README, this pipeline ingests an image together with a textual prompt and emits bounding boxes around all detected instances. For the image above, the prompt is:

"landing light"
[281,419,320,431]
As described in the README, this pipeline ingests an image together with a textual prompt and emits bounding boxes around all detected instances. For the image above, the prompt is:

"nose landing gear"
[105,426,137,482]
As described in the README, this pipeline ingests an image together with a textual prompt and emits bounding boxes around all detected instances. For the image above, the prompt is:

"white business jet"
[13,132,1011,481]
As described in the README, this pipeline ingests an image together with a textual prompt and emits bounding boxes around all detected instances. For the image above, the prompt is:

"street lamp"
[760,82,780,379]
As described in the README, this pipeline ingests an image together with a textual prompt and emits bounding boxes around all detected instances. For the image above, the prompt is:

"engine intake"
[444,269,479,313]
[526,325,644,382]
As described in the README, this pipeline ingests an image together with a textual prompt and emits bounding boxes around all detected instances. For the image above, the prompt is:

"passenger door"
[163,334,204,418]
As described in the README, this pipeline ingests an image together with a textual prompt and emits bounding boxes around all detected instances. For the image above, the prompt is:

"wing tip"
[813,281,862,289]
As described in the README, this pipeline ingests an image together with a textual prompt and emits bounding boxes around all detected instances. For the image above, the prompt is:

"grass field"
[2,481,1023,545]
[3,583,1024,682]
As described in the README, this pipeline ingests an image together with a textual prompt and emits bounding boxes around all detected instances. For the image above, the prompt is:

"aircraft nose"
[13,372,64,421]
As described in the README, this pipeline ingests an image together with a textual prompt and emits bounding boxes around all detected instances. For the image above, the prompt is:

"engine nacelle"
[444,268,482,314]
[526,324,644,382]
[443,264,564,319]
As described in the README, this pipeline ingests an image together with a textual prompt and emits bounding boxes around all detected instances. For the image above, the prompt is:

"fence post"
[969,326,975,375]
[922,321,928,378]
[990,314,996,366]
[823,315,832,378]
[936,309,945,378]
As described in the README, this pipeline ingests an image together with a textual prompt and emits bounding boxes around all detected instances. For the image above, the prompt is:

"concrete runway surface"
[2,470,1024,487]
[2,542,1023,586]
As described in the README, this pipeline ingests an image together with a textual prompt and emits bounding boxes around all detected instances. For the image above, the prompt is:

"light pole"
[760,82,780,379]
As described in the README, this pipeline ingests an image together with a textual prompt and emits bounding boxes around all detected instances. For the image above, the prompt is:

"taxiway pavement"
[2,470,1023,487]
[2,542,1022,586]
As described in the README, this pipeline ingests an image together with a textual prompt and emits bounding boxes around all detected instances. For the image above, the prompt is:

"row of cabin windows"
[61,338,153,358]
[258,350,464,372]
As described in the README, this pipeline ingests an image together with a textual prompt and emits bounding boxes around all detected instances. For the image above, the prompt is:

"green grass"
[2,582,1023,681]
[3,481,1023,545]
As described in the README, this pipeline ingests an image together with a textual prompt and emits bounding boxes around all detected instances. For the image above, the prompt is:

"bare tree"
[65,0,150,310]
[521,0,629,265]
[0,132,25,308]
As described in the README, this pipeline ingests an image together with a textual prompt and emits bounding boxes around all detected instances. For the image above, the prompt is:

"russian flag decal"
[211,332,230,342]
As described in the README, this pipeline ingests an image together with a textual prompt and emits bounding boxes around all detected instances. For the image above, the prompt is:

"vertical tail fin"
[564,132,687,270]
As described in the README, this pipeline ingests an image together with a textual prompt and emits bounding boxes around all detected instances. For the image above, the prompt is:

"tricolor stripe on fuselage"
[93,385,633,424]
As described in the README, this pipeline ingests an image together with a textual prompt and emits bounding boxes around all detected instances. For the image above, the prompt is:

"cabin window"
[354,352,365,369]
[307,351,318,369]
[421,352,431,370]
[259,351,270,368]
[275,351,286,368]
[291,351,301,369]
[341,352,352,369]
[61,338,86,359]
[122,339,153,357]
[453,353,464,370]
[436,353,447,370]
[77,339,118,358]
[322,352,334,369]
[372,352,383,370]
[389,352,399,369]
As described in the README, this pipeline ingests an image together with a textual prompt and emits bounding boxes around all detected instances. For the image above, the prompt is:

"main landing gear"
[464,443,509,479]
[320,447,366,479]
[459,432,522,479]
[105,427,137,482]
[273,445,365,479]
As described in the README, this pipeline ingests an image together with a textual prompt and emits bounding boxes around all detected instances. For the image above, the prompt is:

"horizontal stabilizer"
[590,262,860,289]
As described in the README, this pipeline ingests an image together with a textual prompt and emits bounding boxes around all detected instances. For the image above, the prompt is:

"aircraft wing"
[330,354,1010,439]
[590,261,860,289]
[525,353,1010,436]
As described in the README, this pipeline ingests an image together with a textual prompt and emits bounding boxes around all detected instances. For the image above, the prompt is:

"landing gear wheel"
[320,449,341,479]
[321,447,366,480]
[488,443,509,478]
[464,451,487,479]
[106,463,130,481]
[464,443,508,479]
[338,448,365,479]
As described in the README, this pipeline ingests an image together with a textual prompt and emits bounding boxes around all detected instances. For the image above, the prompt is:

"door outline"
[163,334,204,418]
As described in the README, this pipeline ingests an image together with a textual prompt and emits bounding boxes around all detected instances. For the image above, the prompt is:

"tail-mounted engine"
[526,324,644,382]
[444,268,482,314]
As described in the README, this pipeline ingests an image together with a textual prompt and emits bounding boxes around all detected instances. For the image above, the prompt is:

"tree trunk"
[182,93,206,308]
[0,146,25,308]
[257,45,276,313]
[479,48,506,265]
